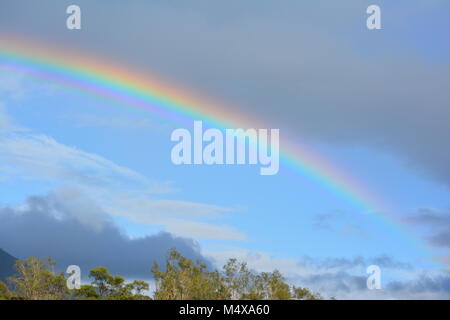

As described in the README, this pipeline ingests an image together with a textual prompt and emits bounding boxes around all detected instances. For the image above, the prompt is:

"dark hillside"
[0,248,16,282]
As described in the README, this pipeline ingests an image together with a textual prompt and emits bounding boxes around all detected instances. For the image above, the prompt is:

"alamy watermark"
[170,121,280,175]
[66,265,81,290]
[64,263,384,291]
[66,5,81,30]
[66,4,381,31]
[367,5,382,30]
[366,265,382,290]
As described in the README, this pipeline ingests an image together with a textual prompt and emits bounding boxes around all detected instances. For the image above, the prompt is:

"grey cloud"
[294,272,368,296]
[312,211,368,238]
[290,252,448,299]
[429,232,450,249]
[386,274,450,299]
[0,191,210,279]
[406,208,450,249]
[291,270,450,299]
[300,254,412,271]
[312,213,336,230]
[208,247,421,298]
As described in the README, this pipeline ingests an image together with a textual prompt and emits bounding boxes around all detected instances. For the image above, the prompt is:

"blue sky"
[1,0,450,299]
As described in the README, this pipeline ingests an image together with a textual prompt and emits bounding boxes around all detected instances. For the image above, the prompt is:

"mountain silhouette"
[0,248,17,282]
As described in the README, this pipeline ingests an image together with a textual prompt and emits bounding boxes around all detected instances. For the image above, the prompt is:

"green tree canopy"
[7,257,68,300]
[75,266,150,300]
[1,249,322,300]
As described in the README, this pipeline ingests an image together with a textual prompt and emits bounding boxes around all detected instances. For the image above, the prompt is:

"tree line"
[0,248,323,300]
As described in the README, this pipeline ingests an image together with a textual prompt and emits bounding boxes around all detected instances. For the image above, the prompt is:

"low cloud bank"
[0,191,209,278]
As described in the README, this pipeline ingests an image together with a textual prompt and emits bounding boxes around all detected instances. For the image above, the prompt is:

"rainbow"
[0,34,422,247]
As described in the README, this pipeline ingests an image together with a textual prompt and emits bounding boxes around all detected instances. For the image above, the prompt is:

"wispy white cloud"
[0,102,14,132]
[0,102,25,133]
[0,67,60,100]
[0,69,26,100]
[161,219,245,241]
[101,191,244,241]
[0,129,242,240]
[0,132,147,187]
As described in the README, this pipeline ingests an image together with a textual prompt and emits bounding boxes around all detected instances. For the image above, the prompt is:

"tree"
[75,266,150,300]
[75,284,100,300]
[255,270,292,300]
[7,257,68,300]
[2,250,323,300]
[292,286,323,300]
[151,249,306,300]
[152,248,227,300]
[0,280,10,300]
[222,258,252,299]
[222,260,294,300]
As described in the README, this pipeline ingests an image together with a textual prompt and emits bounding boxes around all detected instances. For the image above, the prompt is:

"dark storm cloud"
[1,0,449,187]
[0,192,210,278]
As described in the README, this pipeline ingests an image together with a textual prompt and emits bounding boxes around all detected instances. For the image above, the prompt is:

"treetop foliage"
[0,248,323,300]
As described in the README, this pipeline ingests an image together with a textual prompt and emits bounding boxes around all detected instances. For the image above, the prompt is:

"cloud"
[0,69,26,100]
[312,211,368,238]
[206,246,449,299]
[0,192,210,279]
[0,132,149,187]
[0,192,447,298]
[208,247,411,277]
[386,273,450,299]
[163,220,245,241]
[0,131,242,240]
[293,271,450,300]
[102,195,244,240]
[312,213,336,230]
[0,102,24,133]
[405,208,450,249]
[0,103,14,132]
[0,66,60,99]
[303,255,412,271]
